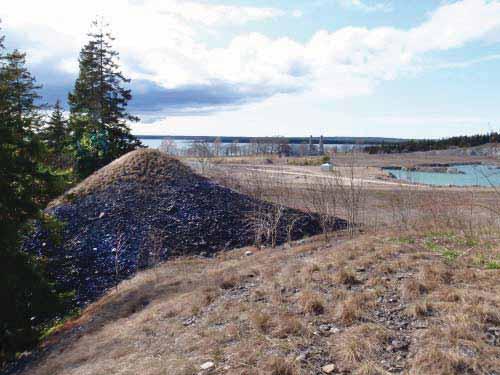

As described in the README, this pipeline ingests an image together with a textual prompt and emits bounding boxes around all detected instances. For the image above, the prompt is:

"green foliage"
[442,249,460,262]
[287,157,324,166]
[68,19,141,178]
[321,155,331,164]
[0,29,69,362]
[42,100,69,153]
[485,261,500,270]
[0,251,66,360]
[390,236,416,245]
[41,100,74,169]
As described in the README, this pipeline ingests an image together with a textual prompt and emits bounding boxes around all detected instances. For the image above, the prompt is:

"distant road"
[241,166,421,188]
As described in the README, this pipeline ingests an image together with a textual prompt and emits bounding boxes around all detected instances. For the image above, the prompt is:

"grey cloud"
[30,61,301,115]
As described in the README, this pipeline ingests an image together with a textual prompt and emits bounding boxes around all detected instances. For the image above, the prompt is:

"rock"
[414,321,428,329]
[245,250,253,256]
[319,324,331,332]
[295,353,307,362]
[182,317,196,326]
[200,361,214,370]
[322,364,336,373]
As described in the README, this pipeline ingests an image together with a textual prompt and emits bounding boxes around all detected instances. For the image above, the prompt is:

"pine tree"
[42,99,73,169]
[43,99,69,153]
[68,19,141,177]
[0,31,67,362]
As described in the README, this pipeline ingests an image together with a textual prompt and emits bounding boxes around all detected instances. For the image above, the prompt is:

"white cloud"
[2,0,500,116]
[336,0,393,13]
[146,0,284,26]
[427,53,500,70]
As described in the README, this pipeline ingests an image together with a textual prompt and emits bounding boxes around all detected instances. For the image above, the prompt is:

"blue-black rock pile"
[25,149,345,305]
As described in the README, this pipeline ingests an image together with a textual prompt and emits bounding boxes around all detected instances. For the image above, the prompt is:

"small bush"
[321,155,331,164]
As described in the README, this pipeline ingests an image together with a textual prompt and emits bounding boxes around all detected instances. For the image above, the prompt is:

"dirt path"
[242,166,428,188]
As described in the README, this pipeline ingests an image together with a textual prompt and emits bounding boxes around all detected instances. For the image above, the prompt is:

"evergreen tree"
[43,99,69,153]
[0,31,67,362]
[42,100,73,169]
[68,19,141,177]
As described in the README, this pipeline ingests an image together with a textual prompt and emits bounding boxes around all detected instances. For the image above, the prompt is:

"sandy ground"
[188,152,500,229]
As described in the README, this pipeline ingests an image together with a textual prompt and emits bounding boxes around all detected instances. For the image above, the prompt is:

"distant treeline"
[137,135,407,145]
[364,132,500,154]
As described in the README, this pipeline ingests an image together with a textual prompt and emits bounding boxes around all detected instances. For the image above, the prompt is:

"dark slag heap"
[25,149,345,305]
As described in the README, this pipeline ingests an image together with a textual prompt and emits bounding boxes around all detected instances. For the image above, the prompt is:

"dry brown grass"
[336,291,374,325]
[333,323,390,371]
[299,291,326,316]
[400,278,428,300]
[265,357,297,375]
[333,266,360,285]
[19,228,500,375]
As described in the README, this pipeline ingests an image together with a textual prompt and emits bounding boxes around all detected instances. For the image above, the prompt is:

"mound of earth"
[26,149,343,305]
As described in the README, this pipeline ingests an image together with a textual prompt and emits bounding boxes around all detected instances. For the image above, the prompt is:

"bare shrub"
[334,150,367,236]
[113,231,126,291]
[303,176,339,239]
[245,167,289,247]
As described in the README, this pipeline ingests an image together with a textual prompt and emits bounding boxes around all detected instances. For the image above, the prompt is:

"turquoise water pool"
[385,164,500,187]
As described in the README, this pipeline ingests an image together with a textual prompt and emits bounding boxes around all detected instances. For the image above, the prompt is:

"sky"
[2,0,500,138]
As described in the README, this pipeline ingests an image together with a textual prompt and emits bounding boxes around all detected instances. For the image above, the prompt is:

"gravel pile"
[25,149,345,305]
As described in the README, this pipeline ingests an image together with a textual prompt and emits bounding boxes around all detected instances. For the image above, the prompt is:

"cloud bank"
[2,0,500,116]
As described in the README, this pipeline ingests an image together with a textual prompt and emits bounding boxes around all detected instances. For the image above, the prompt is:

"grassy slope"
[20,230,499,375]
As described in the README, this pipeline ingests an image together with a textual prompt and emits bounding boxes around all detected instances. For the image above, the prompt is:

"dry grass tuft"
[336,292,373,325]
[265,357,297,375]
[334,267,360,285]
[418,264,453,289]
[401,278,428,300]
[407,299,433,318]
[334,324,389,372]
[218,274,240,290]
[273,314,305,339]
[300,292,325,315]
[410,343,474,375]
[355,361,390,375]
[250,311,273,334]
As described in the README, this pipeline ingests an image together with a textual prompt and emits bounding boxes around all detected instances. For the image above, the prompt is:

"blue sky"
[2,0,500,138]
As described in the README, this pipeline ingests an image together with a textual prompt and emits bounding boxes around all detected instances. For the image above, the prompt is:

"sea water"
[386,164,500,187]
